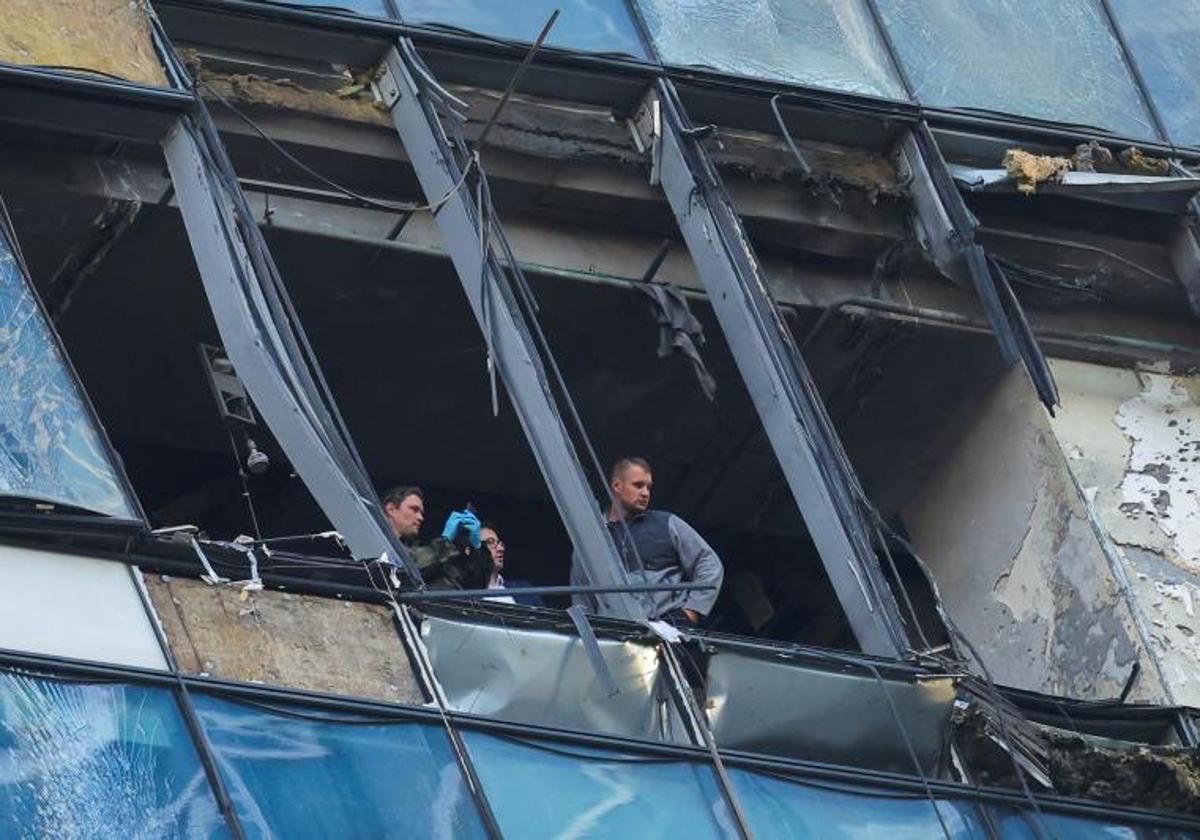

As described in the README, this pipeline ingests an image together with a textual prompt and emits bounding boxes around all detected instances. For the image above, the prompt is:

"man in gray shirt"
[571,457,724,624]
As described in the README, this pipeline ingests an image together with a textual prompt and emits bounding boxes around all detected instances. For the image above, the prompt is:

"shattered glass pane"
[191,693,486,838]
[462,731,730,838]
[0,671,228,838]
[396,0,648,59]
[1108,0,1200,147]
[637,0,908,99]
[875,0,1160,141]
[729,769,989,838]
[0,227,137,518]
[250,0,391,15]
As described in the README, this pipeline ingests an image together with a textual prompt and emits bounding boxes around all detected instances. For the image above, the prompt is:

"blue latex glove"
[441,510,482,549]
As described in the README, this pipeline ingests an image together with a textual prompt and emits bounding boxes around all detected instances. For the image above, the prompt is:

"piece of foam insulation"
[0,1,167,87]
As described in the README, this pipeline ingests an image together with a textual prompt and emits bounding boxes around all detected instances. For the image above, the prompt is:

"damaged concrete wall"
[1,1,168,87]
[903,367,1164,702]
[1049,358,1200,706]
[142,573,422,704]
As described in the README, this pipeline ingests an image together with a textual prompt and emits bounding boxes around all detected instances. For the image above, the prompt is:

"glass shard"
[0,671,227,838]
[0,226,138,518]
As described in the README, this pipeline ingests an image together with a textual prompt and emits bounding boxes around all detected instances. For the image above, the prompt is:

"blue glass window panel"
[637,0,907,99]
[191,693,486,839]
[253,0,390,16]
[0,226,137,518]
[1108,0,1200,147]
[987,805,1186,839]
[461,730,731,838]
[729,767,988,838]
[875,0,1160,142]
[0,671,228,838]
[396,1,648,59]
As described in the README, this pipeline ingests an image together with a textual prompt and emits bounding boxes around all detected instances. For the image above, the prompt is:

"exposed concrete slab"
[903,367,1163,702]
[1050,359,1200,705]
[142,573,422,704]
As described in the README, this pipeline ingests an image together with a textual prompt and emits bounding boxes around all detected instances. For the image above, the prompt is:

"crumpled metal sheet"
[420,612,689,743]
[949,163,1200,214]
[705,648,956,775]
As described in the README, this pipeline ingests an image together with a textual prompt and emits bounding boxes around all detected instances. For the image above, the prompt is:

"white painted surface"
[1049,359,1200,705]
[0,544,167,669]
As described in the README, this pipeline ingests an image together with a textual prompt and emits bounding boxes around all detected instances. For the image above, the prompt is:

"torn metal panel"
[704,647,955,776]
[903,366,1164,702]
[419,611,688,743]
[142,572,422,704]
[161,117,415,575]
[0,1,168,87]
[635,79,909,658]
[950,163,1200,214]
[0,545,167,670]
[376,42,642,620]
[900,124,1059,409]
[1048,358,1200,706]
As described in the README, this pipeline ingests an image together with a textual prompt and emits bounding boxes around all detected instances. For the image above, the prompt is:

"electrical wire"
[199,79,474,216]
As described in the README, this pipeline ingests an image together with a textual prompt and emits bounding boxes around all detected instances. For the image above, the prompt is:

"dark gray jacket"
[570,510,723,619]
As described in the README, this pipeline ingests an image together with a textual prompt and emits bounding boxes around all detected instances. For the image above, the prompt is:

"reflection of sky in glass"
[0,671,228,838]
[397,0,648,58]
[0,228,136,518]
[876,0,1159,141]
[462,731,731,838]
[192,693,487,838]
[1109,0,1200,147]
[730,769,987,838]
[639,0,907,99]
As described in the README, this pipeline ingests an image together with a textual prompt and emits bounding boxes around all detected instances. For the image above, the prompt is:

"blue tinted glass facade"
[638,0,907,99]
[0,226,137,517]
[462,731,731,838]
[0,671,227,838]
[875,0,1160,141]
[729,768,987,838]
[192,693,486,839]
[396,0,648,59]
[1108,0,1200,147]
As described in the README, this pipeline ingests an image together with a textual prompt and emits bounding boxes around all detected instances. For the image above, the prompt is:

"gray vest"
[607,510,675,572]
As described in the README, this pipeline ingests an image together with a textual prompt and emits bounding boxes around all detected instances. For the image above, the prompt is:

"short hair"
[381,485,424,508]
[610,457,651,482]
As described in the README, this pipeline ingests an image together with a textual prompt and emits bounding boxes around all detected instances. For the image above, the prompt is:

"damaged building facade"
[1,0,1200,836]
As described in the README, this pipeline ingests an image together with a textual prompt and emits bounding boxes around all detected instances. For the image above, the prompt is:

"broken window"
[636,0,907,99]
[0,545,167,670]
[0,219,139,520]
[874,0,1161,141]
[191,692,486,837]
[0,670,227,837]
[461,730,730,837]
[1108,0,1200,148]
[396,0,649,59]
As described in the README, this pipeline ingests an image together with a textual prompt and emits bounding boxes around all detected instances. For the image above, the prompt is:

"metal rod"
[474,9,560,154]
[398,582,716,601]
[802,295,1200,360]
